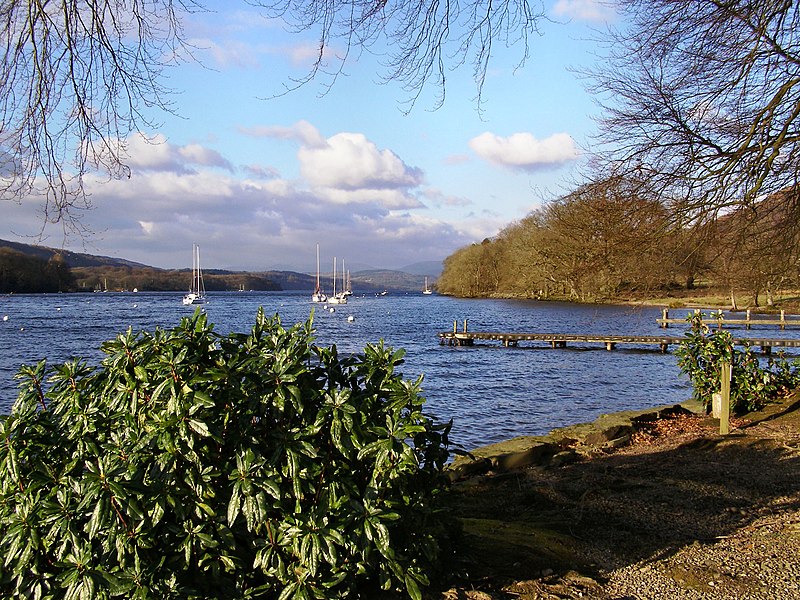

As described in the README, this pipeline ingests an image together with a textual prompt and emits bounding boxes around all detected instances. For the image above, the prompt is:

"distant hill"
[0,239,152,269]
[397,261,443,277]
[0,239,439,293]
[349,269,433,292]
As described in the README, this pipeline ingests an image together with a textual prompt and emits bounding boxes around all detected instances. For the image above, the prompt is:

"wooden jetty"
[438,320,800,354]
[657,307,800,329]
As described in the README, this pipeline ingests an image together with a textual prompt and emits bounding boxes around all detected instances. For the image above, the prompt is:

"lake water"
[0,291,776,451]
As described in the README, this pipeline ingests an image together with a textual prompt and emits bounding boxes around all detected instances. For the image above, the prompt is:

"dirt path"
[440,397,800,599]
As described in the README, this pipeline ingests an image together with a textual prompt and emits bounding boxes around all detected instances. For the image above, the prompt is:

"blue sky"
[3,0,616,273]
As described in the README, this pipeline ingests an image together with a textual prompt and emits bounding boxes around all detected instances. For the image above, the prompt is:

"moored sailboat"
[328,257,347,304]
[312,243,327,303]
[182,244,207,305]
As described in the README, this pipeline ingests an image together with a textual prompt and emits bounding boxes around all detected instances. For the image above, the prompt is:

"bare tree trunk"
[730,289,738,311]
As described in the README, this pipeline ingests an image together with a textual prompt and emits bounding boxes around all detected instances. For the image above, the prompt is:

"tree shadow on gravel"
[441,417,800,596]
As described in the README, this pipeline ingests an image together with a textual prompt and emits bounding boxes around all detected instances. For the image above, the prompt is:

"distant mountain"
[0,239,152,269]
[0,239,438,292]
[350,269,433,292]
[397,261,443,277]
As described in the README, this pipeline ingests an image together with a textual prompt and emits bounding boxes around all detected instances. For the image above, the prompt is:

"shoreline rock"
[447,399,704,480]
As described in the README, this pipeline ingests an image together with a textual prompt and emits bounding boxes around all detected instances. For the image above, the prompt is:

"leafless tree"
[1,0,548,232]
[590,0,800,224]
[252,1,547,110]
[0,0,203,232]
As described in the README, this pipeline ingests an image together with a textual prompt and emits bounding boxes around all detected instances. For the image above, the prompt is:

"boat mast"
[316,243,321,293]
[196,245,205,295]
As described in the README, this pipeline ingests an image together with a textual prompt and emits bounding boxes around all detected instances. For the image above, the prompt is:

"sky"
[3,0,617,273]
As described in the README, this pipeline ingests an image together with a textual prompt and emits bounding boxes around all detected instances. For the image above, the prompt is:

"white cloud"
[4,124,476,271]
[240,123,425,208]
[299,132,424,192]
[469,131,579,171]
[319,187,423,210]
[190,37,262,69]
[242,164,280,179]
[552,0,616,22]
[125,133,234,174]
[424,187,472,208]
[178,143,235,170]
[273,42,326,67]
[240,120,326,148]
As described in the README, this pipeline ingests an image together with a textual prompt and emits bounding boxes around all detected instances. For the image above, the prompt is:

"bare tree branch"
[1,0,548,232]
[589,0,800,223]
[0,0,202,230]
[250,0,547,112]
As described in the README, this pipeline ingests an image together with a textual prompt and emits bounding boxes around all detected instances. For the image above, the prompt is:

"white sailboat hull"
[182,292,206,305]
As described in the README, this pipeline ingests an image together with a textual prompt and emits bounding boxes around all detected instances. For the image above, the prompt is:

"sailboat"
[328,257,347,304]
[423,276,433,295]
[182,244,207,305]
[344,268,353,296]
[311,243,327,303]
[342,259,352,297]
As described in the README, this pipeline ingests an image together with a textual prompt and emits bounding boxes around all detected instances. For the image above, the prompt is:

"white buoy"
[133,304,138,308]
[329,307,335,313]
[347,315,355,322]
[56,307,61,311]
[2,315,8,321]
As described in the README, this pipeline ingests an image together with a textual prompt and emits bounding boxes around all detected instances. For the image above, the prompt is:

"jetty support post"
[781,310,786,330]
[463,319,468,333]
[745,309,751,330]
[661,308,669,328]
[720,361,731,435]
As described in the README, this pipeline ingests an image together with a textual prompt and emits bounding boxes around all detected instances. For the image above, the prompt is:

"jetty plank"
[437,330,800,354]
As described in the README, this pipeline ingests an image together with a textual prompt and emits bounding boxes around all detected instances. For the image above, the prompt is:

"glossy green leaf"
[0,311,451,599]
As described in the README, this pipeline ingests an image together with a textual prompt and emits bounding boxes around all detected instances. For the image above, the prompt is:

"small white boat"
[423,276,433,295]
[182,244,207,305]
[312,243,327,303]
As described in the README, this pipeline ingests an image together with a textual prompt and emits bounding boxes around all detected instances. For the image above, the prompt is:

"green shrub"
[0,309,453,599]
[675,311,800,415]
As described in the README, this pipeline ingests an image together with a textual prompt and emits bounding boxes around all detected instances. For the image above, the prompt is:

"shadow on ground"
[440,398,800,597]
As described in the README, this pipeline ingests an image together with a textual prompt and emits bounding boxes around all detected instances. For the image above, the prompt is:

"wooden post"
[720,361,731,435]
[781,310,785,330]
[453,320,457,334]
[745,309,751,330]
[661,307,669,328]
[463,319,468,333]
